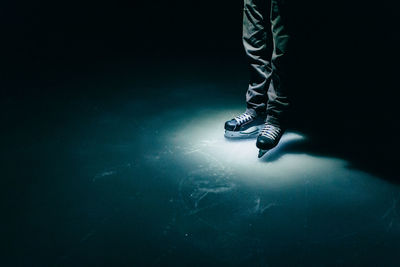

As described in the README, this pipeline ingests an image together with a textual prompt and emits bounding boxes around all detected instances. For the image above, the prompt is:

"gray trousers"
[243,0,290,125]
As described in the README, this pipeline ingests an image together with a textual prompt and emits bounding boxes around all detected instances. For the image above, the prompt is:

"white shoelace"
[234,113,253,124]
[260,124,281,140]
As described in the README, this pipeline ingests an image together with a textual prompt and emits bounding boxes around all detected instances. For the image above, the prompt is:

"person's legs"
[256,0,290,156]
[265,0,291,126]
[243,0,273,117]
[225,0,291,143]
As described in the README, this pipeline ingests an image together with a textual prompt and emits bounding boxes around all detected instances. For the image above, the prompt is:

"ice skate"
[256,123,284,158]
[224,112,266,139]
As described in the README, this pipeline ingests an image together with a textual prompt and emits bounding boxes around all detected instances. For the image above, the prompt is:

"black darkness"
[2,0,399,266]
[4,0,398,126]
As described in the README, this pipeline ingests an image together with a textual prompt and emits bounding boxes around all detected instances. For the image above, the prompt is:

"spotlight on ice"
[164,108,354,186]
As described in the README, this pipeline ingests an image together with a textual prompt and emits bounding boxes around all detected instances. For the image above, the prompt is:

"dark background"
[3,0,398,126]
[2,0,399,265]
[3,0,398,181]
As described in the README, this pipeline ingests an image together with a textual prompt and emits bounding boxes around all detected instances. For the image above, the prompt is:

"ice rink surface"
[3,63,399,266]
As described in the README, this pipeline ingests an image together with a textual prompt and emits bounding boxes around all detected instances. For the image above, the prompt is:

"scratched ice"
[144,107,400,247]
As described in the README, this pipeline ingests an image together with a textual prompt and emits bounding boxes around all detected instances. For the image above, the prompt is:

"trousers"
[243,0,291,125]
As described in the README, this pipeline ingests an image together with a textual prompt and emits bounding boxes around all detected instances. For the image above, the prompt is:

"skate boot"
[224,112,266,139]
[256,123,284,158]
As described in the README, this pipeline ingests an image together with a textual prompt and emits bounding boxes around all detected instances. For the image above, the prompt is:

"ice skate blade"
[224,125,263,139]
[258,149,268,158]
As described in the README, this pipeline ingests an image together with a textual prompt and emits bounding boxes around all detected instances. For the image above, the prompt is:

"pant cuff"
[266,116,282,127]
